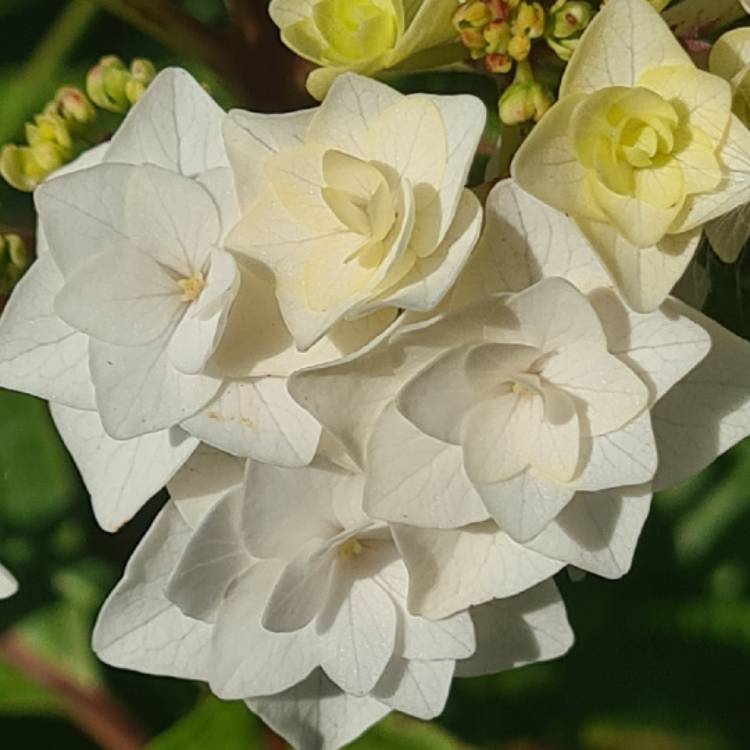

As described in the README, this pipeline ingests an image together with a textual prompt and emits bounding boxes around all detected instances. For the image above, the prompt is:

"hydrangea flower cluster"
[2,0,750,745]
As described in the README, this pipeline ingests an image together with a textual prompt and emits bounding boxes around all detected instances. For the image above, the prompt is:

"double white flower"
[94,447,573,749]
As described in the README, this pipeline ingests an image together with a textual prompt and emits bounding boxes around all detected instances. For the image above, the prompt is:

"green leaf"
[351,715,470,750]
[145,694,262,750]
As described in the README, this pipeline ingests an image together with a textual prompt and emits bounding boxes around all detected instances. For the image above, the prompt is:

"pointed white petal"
[51,404,198,532]
[92,504,213,678]
[0,254,94,409]
[371,658,454,720]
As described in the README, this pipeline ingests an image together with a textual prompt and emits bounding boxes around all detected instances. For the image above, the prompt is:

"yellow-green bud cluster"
[544,0,594,61]
[499,78,554,124]
[0,234,30,297]
[86,56,156,113]
[1,56,157,193]
[453,0,545,73]
[0,86,96,193]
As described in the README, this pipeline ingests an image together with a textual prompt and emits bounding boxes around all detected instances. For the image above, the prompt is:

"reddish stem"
[0,633,148,750]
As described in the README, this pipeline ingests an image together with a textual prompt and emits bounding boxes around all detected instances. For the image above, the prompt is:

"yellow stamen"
[178,272,206,302]
[338,538,364,561]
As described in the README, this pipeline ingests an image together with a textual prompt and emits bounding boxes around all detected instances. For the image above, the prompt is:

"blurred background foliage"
[1,1,750,749]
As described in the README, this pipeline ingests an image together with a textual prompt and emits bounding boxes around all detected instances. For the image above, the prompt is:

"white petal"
[560,0,691,96]
[169,249,240,374]
[89,332,222,439]
[705,204,750,264]
[451,180,609,306]
[527,487,652,578]
[224,108,314,207]
[197,167,240,237]
[573,411,657,492]
[247,670,390,750]
[210,561,319,698]
[306,74,402,159]
[364,403,488,528]
[167,443,245,528]
[651,304,750,490]
[586,288,712,403]
[263,543,336,633]
[241,460,356,561]
[0,254,94,409]
[371,658,454,720]
[55,250,183,346]
[181,377,321,466]
[106,67,228,175]
[577,218,700,313]
[474,468,577,543]
[318,572,397,696]
[674,115,750,232]
[0,565,18,599]
[456,580,573,677]
[35,164,135,277]
[120,164,222,275]
[51,403,199,532]
[541,343,649,436]
[92,504,213,679]
[370,189,482,312]
[392,522,564,619]
[507,277,608,351]
[166,488,251,623]
[288,319,411,469]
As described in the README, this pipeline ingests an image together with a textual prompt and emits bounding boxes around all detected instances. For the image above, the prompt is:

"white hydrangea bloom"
[94,451,573,750]
[225,73,486,351]
[288,180,750,616]
[0,563,18,599]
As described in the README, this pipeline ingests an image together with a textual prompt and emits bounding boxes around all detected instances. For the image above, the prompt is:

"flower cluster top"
[2,0,750,747]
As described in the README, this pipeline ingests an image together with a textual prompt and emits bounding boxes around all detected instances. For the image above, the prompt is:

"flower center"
[314,0,399,62]
[178,272,206,302]
[338,537,364,561]
[572,86,680,197]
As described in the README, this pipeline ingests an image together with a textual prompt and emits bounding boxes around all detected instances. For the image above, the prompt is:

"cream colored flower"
[512,0,750,311]
[269,0,462,99]
[226,73,485,351]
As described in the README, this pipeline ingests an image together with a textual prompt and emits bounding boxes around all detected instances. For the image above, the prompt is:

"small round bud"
[4,234,29,271]
[546,35,578,60]
[453,1,493,30]
[130,58,156,85]
[54,87,97,131]
[550,1,593,38]
[29,140,66,173]
[86,56,131,113]
[485,52,513,73]
[499,81,553,125]
[26,112,74,158]
[514,2,545,38]
[484,20,511,54]
[486,0,510,20]
[125,78,146,105]
[508,33,532,60]
[1,145,43,192]
[460,27,489,57]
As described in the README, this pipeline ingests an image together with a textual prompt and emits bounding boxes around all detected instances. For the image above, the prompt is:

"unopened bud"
[26,112,73,158]
[1,145,46,192]
[508,33,532,60]
[484,20,511,53]
[453,1,493,29]
[54,87,97,132]
[29,140,66,174]
[460,27,489,57]
[486,0,510,20]
[546,35,578,60]
[551,1,592,38]
[130,58,156,85]
[125,78,146,105]
[499,81,553,125]
[514,2,545,38]
[0,234,29,295]
[86,56,130,113]
[485,52,513,73]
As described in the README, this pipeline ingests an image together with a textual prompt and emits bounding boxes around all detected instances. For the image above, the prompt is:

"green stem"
[0,1,99,144]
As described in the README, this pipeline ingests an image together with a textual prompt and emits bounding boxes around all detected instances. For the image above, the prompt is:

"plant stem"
[0,632,148,750]
[0,1,99,144]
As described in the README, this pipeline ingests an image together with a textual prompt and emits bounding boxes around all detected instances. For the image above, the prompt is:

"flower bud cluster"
[0,234,29,297]
[0,56,156,193]
[86,55,156,113]
[453,0,545,73]
[545,0,594,61]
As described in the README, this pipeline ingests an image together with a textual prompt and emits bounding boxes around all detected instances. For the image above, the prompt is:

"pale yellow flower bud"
[86,56,131,113]
[550,1,593,38]
[508,33,532,60]
[53,87,97,132]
